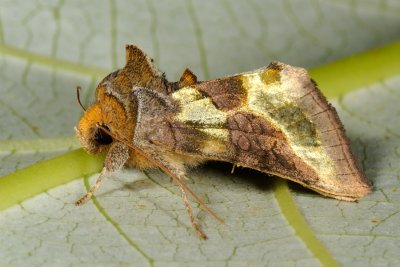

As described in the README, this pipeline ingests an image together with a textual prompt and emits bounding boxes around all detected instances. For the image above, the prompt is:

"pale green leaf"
[1,1,400,266]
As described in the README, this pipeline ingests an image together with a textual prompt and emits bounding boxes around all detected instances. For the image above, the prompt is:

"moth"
[75,45,372,239]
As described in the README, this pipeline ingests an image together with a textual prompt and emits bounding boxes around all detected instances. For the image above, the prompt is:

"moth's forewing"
[167,62,371,201]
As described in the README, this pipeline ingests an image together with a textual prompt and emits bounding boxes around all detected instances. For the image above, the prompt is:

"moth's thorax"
[76,86,135,155]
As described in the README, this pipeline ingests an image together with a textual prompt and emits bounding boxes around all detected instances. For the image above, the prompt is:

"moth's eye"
[94,126,113,145]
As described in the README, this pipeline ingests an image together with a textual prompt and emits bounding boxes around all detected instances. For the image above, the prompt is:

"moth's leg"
[180,186,208,240]
[231,164,236,174]
[75,142,129,206]
[75,167,108,205]
[169,174,189,183]
[133,142,209,239]
[160,160,208,240]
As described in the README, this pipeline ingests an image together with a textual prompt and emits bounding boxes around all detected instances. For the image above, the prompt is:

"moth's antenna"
[76,86,86,111]
[97,124,224,225]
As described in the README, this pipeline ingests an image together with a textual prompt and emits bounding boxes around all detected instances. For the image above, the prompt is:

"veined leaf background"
[0,1,399,266]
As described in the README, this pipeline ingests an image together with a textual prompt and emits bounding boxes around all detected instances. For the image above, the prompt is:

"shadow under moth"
[75,44,372,239]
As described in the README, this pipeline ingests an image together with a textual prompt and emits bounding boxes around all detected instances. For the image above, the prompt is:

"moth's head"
[75,44,153,154]
[75,87,130,155]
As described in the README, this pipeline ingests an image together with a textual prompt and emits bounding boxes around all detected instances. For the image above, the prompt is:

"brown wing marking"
[195,76,246,111]
[144,117,207,155]
[227,112,321,185]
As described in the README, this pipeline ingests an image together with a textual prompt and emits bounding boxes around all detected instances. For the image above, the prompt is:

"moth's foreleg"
[75,167,108,205]
[75,142,129,206]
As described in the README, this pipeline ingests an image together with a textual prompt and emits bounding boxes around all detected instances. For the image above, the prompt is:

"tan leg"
[231,164,236,174]
[75,167,108,206]
[76,142,129,206]
[180,187,208,240]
